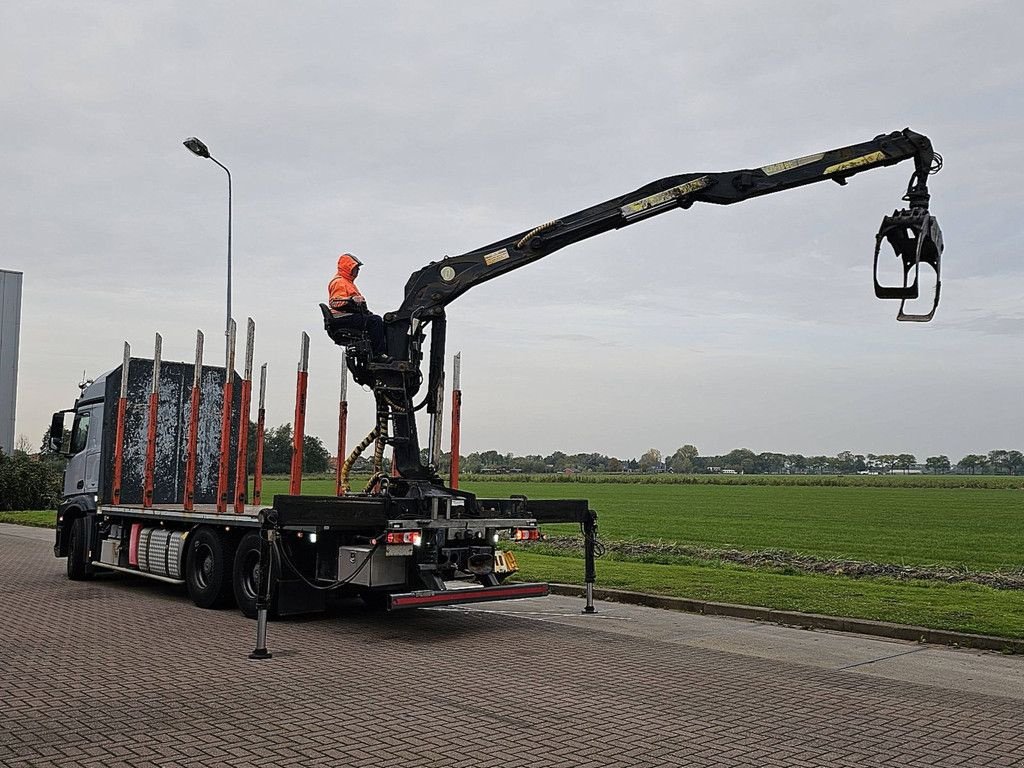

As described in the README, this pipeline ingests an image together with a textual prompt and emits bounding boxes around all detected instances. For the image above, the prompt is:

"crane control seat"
[319,303,374,356]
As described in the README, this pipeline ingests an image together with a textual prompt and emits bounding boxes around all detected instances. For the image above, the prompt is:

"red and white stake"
[289,332,310,496]
[111,342,130,505]
[253,363,267,506]
[183,330,204,511]
[143,334,162,508]
[450,352,462,489]
[216,319,237,514]
[233,318,255,514]
[335,349,348,496]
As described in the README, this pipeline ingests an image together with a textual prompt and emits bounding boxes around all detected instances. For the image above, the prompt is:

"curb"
[547,583,1024,654]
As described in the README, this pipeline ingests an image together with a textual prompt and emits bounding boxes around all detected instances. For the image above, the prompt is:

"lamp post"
[183,137,232,360]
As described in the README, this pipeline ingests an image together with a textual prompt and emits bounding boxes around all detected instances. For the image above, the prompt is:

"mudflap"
[273,577,326,616]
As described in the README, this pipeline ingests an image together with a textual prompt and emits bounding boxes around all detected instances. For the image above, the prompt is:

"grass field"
[262,476,1024,572]
[468,481,1024,572]
[516,552,1024,639]
[7,475,1023,638]
[0,510,54,527]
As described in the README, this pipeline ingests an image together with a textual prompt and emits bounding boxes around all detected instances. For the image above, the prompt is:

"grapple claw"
[873,209,943,322]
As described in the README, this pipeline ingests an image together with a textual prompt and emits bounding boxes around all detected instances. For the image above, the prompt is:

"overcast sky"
[2,1,1021,462]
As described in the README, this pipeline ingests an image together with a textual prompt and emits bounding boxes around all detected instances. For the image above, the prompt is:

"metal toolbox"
[100,538,121,566]
[338,546,407,587]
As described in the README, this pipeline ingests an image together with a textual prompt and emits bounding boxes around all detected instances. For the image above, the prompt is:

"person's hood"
[336,253,362,280]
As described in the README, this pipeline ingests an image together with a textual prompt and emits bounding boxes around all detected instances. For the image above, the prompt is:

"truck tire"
[232,531,277,619]
[66,515,94,581]
[186,527,235,609]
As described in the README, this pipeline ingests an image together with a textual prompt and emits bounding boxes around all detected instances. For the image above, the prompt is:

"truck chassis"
[59,494,596,617]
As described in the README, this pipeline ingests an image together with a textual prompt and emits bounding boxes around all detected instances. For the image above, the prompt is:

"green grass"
[516,551,1024,639]
[459,472,1024,489]
[457,481,1024,572]
[0,510,55,527]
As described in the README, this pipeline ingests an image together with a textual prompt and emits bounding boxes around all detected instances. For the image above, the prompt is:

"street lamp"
[183,137,233,357]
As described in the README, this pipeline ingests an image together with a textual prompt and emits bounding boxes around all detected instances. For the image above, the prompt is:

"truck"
[50,339,579,619]
[51,128,943,626]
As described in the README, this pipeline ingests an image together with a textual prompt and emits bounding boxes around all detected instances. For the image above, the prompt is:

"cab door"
[83,404,103,494]
[63,408,94,498]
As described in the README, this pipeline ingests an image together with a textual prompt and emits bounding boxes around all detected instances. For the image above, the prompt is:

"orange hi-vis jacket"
[328,253,368,316]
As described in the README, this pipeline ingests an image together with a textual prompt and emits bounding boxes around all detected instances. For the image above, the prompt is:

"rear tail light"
[513,528,540,541]
[386,530,422,546]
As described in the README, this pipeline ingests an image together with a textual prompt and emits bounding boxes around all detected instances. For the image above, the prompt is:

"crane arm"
[394,128,941,324]
[330,128,942,485]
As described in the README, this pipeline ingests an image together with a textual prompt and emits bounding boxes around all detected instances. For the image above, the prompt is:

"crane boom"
[324,127,943,494]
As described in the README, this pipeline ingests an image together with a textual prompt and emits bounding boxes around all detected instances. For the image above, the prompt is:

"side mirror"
[49,411,69,454]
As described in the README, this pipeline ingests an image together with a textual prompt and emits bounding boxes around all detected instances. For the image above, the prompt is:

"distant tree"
[757,452,787,474]
[894,454,917,473]
[252,423,331,474]
[785,454,807,474]
[957,454,985,474]
[262,424,294,474]
[667,445,699,473]
[301,434,331,473]
[511,454,547,473]
[834,451,857,473]
[988,450,1010,475]
[1007,451,1024,476]
[462,452,482,473]
[478,450,504,471]
[0,451,63,510]
[607,457,623,473]
[807,455,830,474]
[545,451,569,472]
[724,448,757,474]
[14,434,33,456]
[639,448,663,472]
[925,455,951,474]
[875,454,897,473]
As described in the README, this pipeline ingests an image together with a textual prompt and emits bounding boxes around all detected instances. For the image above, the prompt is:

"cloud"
[2,1,1022,461]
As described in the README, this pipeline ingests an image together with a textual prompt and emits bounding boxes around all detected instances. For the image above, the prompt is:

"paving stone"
[1,532,1022,767]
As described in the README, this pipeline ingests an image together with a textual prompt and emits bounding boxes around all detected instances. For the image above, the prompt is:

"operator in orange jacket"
[328,253,387,357]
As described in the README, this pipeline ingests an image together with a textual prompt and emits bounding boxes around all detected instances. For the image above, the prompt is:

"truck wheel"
[186,527,235,609]
[66,515,94,581]
[233,531,277,619]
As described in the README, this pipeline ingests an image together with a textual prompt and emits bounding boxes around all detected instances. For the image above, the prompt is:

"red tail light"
[513,528,540,541]
[386,530,422,546]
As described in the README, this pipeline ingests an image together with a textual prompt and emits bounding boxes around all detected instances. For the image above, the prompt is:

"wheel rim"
[240,549,261,601]
[194,543,214,589]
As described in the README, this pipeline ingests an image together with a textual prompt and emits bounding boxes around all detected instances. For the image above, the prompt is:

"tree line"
[246,438,1024,477]
[431,446,1024,475]
[27,422,1024,477]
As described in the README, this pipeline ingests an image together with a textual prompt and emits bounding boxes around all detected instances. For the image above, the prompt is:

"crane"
[322,128,943,506]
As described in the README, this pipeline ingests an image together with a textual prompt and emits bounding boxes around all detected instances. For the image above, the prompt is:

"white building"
[0,270,23,456]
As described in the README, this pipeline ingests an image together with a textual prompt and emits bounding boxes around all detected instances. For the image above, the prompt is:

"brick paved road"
[2,527,1023,768]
